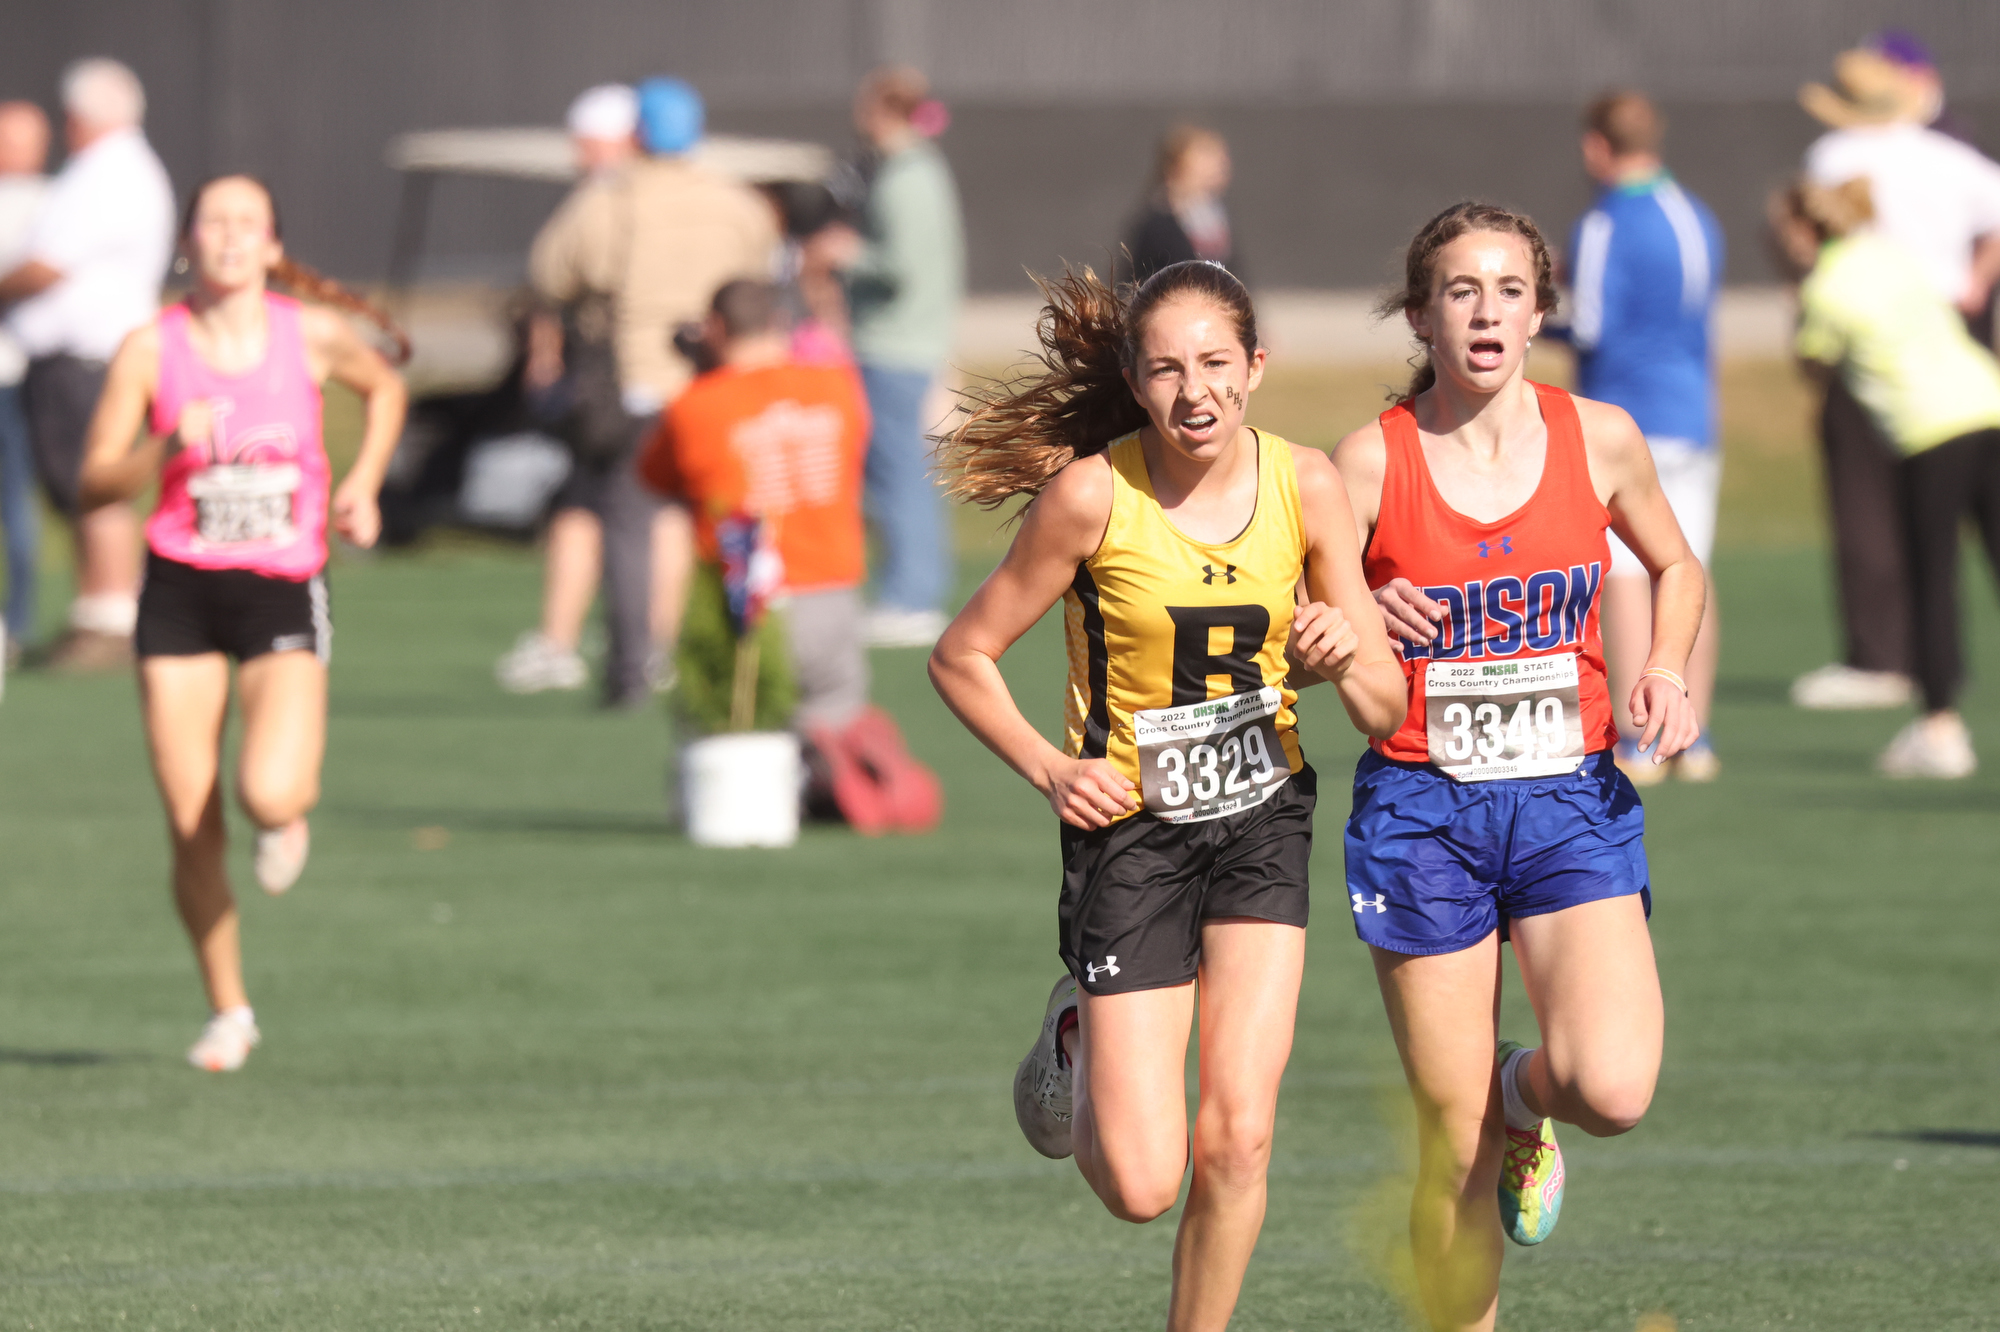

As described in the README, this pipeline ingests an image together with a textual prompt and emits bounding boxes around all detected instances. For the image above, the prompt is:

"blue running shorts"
[1344,748,1649,956]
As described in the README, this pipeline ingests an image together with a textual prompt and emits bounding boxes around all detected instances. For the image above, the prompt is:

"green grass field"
[4,369,1999,1330]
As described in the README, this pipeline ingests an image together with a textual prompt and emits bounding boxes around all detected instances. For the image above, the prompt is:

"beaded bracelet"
[1640,666,1688,694]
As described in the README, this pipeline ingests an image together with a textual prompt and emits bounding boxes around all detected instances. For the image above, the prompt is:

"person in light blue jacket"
[1562,90,1725,784]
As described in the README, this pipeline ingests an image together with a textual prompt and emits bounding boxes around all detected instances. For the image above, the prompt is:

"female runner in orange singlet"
[1333,203,1702,1331]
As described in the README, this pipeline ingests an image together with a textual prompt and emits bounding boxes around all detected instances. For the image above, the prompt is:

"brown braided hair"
[937,259,1258,512]
[181,174,412,365]
[1375,201,1557,403]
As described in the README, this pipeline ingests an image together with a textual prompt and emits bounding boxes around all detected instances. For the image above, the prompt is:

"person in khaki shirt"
[522,77,778,708]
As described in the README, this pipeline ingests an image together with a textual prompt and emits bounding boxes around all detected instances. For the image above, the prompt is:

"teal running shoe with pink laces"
[1496,1038,1565,1244]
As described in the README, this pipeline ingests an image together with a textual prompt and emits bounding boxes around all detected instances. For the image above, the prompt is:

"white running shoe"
[864,607,947,649]
[1014,974,1079,1159]
[1791,663,1914,711]
[187,1009,260,1072]
[254,819,310,895]
[495,631,589,693]
[1878,715,1977,779]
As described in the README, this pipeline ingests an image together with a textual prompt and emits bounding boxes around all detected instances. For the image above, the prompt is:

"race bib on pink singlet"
[186,463,302,548]
[1424,654,1586,782]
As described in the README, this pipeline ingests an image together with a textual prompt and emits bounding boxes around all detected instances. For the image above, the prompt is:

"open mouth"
[1179,412,1218,434]
[1467,337,1506,369]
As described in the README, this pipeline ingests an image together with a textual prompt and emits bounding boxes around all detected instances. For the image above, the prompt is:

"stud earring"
[172,255,189,275]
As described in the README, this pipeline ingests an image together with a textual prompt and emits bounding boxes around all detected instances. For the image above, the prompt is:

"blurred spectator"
[638,279,940,833]
[1122,124,1239,285]
[523,76,779,707]
[1802,48,2000,333]
[496,83,639,697]
[763,180,854,365]
[0,101,49,658]
[1864,29,1973,145]
[1776,177,2000,778]
[0,59,172,671]
[1562,90,1724,784]
[832,65,965,649]
[1790,49,2000,709]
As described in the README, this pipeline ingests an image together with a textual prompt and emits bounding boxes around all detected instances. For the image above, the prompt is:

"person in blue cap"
[528,75,778,707]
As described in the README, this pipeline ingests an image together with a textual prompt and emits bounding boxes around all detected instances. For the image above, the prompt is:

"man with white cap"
[1788,48,2000,713]
[496,83,645,696]
[525,77,778,708]
[0,58,173,671]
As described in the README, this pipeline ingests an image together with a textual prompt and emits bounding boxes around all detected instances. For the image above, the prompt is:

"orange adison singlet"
[1363,382,1618,769]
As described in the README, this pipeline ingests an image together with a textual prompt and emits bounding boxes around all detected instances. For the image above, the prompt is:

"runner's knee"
[237,768,316,828]
[1563,1073,1653,1137]
[1541,1050,1655,1136]
[165,792,225,848]
[1416,1104,1501,1191]
[1097,1164,1184,1223]
[1192,1107,1274,1193]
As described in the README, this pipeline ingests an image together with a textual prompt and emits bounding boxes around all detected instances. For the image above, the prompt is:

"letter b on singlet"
[1165,605,1269,705]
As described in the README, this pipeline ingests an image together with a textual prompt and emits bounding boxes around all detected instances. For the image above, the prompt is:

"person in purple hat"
[1865,29,1973,144]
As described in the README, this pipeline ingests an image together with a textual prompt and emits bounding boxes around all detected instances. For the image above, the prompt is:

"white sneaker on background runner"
[1791,663,1913,711]
[1014,974,1079,1159]
[864,607,946,649]
[187,1009,260,1072]
[1878,715,1976,779]
[254,819,310,895]
[495,631,589,693]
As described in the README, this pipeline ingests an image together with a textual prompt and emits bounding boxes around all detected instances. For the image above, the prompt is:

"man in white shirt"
[1789,48,2000,712]
[0,59,174,671]
[0,101,48,661]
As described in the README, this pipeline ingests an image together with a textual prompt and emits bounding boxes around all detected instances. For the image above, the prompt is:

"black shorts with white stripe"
[135,551,331,664]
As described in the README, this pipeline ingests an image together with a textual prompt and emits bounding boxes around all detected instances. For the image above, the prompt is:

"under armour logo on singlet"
[1477,537,1514,559]
[1201,564,1238,585]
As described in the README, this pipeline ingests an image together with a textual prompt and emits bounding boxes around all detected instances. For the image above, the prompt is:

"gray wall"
[3,1,1997,290]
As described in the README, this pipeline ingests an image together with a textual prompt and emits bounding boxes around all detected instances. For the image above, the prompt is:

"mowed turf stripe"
[4,544,1999,1331]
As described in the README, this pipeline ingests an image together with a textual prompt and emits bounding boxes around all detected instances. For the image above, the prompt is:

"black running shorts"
[1058,764,1316,996]
[136,552,330,663]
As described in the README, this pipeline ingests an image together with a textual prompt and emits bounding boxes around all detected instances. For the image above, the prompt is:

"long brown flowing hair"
[937,259,1258,512]
[181,174,413,365]
[1375,201,1557,403]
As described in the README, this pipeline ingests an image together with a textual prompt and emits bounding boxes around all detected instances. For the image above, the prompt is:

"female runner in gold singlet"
[930,260,1405,1329]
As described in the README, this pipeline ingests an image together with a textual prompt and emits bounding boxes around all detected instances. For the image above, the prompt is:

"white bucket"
[680,732,801,848]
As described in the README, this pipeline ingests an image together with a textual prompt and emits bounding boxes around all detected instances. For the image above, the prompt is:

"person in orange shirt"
[639,279,940,833]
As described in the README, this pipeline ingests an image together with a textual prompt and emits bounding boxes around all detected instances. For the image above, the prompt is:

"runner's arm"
[76,324,166,508]
[304,306,407,550]
[1291,445,1407,738]
[928,456,1139,829]
[1330,420,1446,646]
[1578,396,1705,761]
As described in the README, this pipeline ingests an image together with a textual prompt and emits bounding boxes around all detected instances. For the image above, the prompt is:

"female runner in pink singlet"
[79,175,408,1072]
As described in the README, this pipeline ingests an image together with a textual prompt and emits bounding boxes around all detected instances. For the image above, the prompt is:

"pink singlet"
[146,293,329,580]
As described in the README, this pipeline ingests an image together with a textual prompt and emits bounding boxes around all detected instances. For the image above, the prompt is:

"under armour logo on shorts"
[1352,892,1387,914]
[1085,957,1121,982]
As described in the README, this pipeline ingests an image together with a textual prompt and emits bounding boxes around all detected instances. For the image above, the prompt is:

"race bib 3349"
[1424,654,1585,783]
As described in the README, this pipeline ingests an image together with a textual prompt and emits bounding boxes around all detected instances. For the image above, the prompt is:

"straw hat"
[1799,48,1929,128]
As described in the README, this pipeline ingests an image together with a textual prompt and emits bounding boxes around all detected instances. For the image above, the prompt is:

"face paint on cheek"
[1223,385,1243,410]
